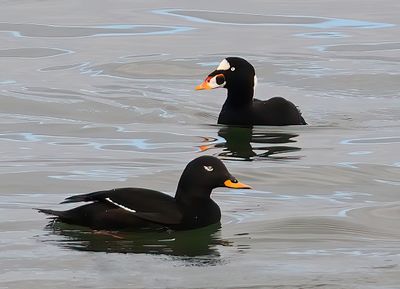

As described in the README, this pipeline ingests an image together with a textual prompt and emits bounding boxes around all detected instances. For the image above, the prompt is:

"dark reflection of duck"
[200,126,301,161]
[44,222,225,262]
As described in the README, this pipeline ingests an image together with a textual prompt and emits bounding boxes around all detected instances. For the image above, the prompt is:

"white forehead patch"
[217,59,230,71]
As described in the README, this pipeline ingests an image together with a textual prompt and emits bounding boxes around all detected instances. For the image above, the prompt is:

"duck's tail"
[36,208,64,217]
[300,115,307,125]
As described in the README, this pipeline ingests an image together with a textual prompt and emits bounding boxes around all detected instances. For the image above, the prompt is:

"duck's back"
[218,97,306,126]
[252,97,306,125]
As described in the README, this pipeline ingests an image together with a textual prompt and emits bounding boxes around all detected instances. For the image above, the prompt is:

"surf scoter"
[196,57,306,126]
[38,156,251,231]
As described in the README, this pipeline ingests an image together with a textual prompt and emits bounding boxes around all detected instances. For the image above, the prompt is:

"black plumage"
[196,57,306,126]
[38,156,251,231]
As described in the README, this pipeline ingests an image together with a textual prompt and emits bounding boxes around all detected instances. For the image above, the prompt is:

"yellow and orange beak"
[224,179,252,189]
[195,76,213,90]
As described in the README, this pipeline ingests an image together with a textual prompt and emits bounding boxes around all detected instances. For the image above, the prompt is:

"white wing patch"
[254,75,258,89]
[217,59,230,71]
[105,197,136,213]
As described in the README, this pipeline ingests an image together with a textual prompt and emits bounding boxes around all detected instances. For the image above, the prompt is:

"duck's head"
[176,156,251,198]
[196,57,257,92]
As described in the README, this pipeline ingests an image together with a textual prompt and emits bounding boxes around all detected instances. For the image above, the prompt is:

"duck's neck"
[174,180,212,205]
[224,86,254,108]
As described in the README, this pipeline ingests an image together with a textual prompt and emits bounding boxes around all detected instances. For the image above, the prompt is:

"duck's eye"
[203,165,214,172]
[230,67,235,71]
[216,75,225,85]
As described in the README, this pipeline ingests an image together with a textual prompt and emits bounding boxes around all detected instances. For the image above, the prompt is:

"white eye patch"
[230,67,235,71]
[208,75,226,88]
[217,59,230,71]
[203,165,214,172]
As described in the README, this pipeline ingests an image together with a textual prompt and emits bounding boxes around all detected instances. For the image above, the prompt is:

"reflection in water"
[43,221,226,264]
[201,126,301,161]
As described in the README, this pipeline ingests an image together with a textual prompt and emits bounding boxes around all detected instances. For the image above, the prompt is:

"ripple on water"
[0,131,202,153]
[0,48,73,58]
[154,9,394,29]
[80,59,205,80]
[39,62,90,72]
[341,136,400,145]
[313,42,400,52]
[345,203,400,237]
[295,32,350,39]
[0,80,16,85]
[0,23,193,38]
[244,216,399,242]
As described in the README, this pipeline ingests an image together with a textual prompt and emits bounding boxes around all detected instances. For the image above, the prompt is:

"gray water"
[1,1,400,288]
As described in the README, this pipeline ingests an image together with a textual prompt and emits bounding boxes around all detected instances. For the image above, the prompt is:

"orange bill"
[224,179,252,189]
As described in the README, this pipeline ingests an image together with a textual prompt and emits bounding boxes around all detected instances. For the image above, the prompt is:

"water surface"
[0,1,399,288]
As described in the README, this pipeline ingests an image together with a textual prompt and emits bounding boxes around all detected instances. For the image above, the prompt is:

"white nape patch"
[254,75,258,89]
[204,165,214,172]
[217,59,230,71]
[105,197,136,213]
